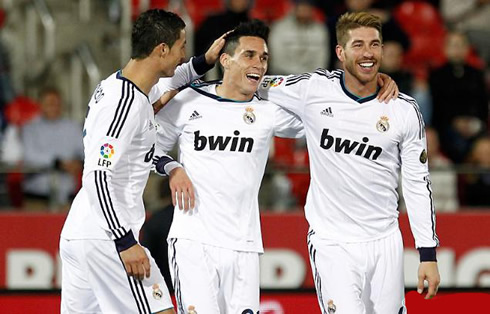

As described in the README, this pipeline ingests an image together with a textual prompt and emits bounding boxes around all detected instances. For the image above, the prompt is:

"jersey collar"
[190,82,259,103]
[116,70,149,101]
[340,72,380,104]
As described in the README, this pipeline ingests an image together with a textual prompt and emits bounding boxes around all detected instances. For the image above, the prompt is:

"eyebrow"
[351,39,381,44]
[243,49,269,56]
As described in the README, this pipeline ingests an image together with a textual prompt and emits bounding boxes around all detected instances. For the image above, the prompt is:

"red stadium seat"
[251,0,292,23]
[150,0,169,9]
[393,1,447,78]
[186,0,224,29]
[4,96,40,126]
[3,97,41,209]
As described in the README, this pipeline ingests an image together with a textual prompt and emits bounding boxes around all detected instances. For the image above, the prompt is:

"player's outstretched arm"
[169,167,195,210]
[154,90,179,114]
[417,261,440,299]
[119,244,151,281]
[376,73,399,103]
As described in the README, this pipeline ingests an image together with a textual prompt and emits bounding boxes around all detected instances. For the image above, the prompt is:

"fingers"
[133,263,144,281]
[205,30,234,64]
[426,282,438,299]
[120,245,151,281]
[377,79,397,103]
[189,184,195,209]
[173,186,193,210]
[177,188,194,210]
[124,263,132,277]
[170,168,195,210]
[417,275,425,295]
[143,257,151,279]
[188,305,197,314]
[171,187,177,207]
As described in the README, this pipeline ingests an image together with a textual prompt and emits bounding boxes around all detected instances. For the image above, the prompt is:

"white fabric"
[258,70,439,249]
[168,238,260,314]
[307,229,406,314]
[60,59,201,312]
[60,238,173,314]
[154,83,304,253]
[61,59,199,242]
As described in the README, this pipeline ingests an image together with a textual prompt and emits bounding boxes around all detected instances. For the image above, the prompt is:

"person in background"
[269,0,329,75]
[21,87,83,210]
[461,136,490,207]
[194,0,252,79]
[429,31,488,163]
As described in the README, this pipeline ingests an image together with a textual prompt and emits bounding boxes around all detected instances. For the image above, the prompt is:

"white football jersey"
[258,70,439,249]
[61,60,200,242]
[155,82,304,253]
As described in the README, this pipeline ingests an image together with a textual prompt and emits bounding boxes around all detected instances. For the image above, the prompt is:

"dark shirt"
[429,63,488,133]
[194,10,249,56]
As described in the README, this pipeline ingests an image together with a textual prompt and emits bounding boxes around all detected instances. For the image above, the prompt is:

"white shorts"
[168,238,259,314]
[60,238,173,314]
[307,229,406,314]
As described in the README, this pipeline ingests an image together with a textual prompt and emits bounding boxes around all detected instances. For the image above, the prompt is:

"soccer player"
[153,20,304,314]
[258,12,440,313]
[59,9,225,314]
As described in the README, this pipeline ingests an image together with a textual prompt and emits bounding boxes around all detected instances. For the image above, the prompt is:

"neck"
[121,58,160,95]
[343,70,378,98]
[216,76,254,102]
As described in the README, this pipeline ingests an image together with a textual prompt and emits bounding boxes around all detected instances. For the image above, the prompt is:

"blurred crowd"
[0,0,488,212]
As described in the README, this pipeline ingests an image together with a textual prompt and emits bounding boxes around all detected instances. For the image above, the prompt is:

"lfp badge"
[100,143,115,159]
[98,143,115,168]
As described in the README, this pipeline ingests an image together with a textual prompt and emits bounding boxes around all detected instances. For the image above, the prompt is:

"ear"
[335,44,344,62]
[156,43,170,58]
[219,53,230,70]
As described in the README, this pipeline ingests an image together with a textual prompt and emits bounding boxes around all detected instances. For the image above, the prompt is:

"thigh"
[60,238,101,314]
[168,238,220,314]
[307,231,366,314]
[219,250,260,314]
[366,231,406,314]
[85,240,173,314]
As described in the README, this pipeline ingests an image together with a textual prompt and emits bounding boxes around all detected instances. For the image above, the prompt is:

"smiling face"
[161,29,186,77]
[220,36,269,100]
[336,26,382,88]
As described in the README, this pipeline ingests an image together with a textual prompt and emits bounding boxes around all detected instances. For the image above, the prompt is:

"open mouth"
[246,73,261,82]
[358,62,375,69]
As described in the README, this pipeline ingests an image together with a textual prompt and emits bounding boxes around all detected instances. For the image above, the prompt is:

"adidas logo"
[189,110,202,121]
[321,107,334,117]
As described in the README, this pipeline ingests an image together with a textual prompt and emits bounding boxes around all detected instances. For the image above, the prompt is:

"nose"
[254,55,266,71]
[362,46,374,58]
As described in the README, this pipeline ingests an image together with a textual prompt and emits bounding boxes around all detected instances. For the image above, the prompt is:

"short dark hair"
[222,19,269,56]
[336,12,382,47]
[131,9,186,59]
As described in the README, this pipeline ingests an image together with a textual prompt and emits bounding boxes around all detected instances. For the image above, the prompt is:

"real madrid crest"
[420,149,428,164]
[243,106,256,124]
[376,116,390,133]
[152,284,163,300]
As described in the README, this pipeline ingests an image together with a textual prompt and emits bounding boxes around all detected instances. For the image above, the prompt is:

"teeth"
[247,74,260,80]
[359,62,374,68]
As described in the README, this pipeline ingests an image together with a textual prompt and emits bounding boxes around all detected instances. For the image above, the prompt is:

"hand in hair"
[205,31,233,65]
